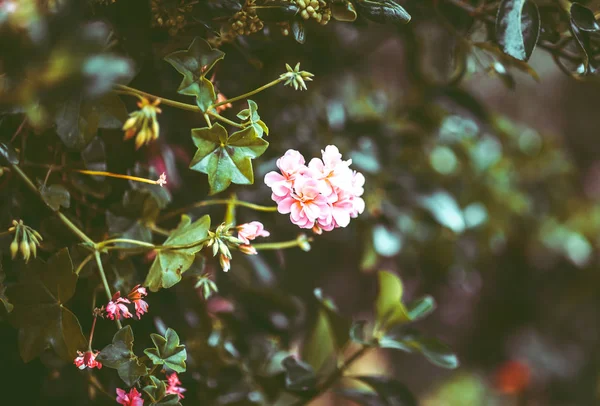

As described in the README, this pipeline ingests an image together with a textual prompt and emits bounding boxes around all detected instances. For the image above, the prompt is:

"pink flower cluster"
[105,285,149,320]
[74,350,102,370]
[264,146,365,232]
[116,388,143,406]
[166,372,187,399]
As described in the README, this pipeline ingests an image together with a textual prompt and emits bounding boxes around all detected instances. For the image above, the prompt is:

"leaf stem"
[114,84,201,113]
[253,237,311,251]
[207,110,244,128]
[209,77,284,109]
[75,253,95,275]
[88,315,98,351]
[98,238,156,250]
[159,199,277,222]
[94,250,122,330]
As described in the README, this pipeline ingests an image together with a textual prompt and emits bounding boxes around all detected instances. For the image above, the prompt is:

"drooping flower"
[74,350,102,370]
[165,372,187,399]
[265,146,365,232]
[127,284,149,319]
[116,387,144,406]
[236,221,270,244]
[105,292,133,320]
[122,97,162,150]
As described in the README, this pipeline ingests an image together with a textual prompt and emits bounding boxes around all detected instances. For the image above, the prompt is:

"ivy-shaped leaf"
[7,248,86,362]
[97,326,149,387]
[40,184,71,211]
[144,214,210,291]
[237,100,269,137]
[144,328,187,373]
[0,264,13,313]
[355,0,411,25]
[189,123,269,195]
[143,376,182,406]
[164,37,225,111]
[495,0,541,61]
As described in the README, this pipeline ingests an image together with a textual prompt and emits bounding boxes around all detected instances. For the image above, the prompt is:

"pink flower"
[265,146,365,232]
[165,372,187,399]
[74,350,102,370]
[127,284,149,319]
[105,292,132,320]
[239,244,257,255]
[237,221,270,244]
[116,387,144,406]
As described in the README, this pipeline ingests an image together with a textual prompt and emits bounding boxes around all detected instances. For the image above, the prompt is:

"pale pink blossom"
[105,292,132,320]
[74,350,102,370]
[116,387,144,406]
[127,284,149,319]
[166,372,187,399]
[237,221,270,244]
[265,146,365,232]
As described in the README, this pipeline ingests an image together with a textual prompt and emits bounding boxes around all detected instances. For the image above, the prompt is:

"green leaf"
[282,355,318,392]
[40,184,71,211]
[313,288,351,351]
[570,3,600,32]
[291,20,306,44]
[375,271,410,331]
[97,326,150,386]
[352,376,417,406]
[569,3,599,75]
[144,328,187,373]
[143,376,182,406]
[495,0,540,61]
[237,100,269,137]
[406,295,436,322]
[331,0,358,22]
[164,37,225,111]
[128,164,172,210]
[350,320,374,345]
[7,248,86,362]
[0,264,13,313]
[0,141,19,165]
[301,307,336,375]
[355,0,411,25]
[95,93,129,129]
[55,96,100,151]
[379,329,459,369]
[144,214,210,291]
[189,123,269,195]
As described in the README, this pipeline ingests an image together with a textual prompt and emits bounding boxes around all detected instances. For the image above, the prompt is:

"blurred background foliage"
[1,0,600,405]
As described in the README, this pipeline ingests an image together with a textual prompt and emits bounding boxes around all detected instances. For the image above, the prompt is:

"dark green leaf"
[301,308,336,375]
[237,100,269,137]
[0,264,13,313]
[337,389,387,406]
[331,0,358,22]
[282,356,318,392]
[255,2,300,21]
[40,184,71,211]
[375,270,410,331]
[0,141,19,165]
[106,211,153,248]
[314,288,351,350]
[350,320,373,345]
[379,329,459,369]
[495,0,540,61]
[355,0,411,25]
[164,37,225,111]
[570,3,600,32]
[353,376,417,406]
[569,4,599,75]
[406,295,436,322]
[291,21,306,44]
[144,215,210,291]
[144,328,187,373]
[128,164,172,210]
[7,249,86,362]
[55,96,100,150]
[189,123,269,195]
[82,54,134,97]
[97,326,149,387]
[143,375,182,406]
[95,93,129,129]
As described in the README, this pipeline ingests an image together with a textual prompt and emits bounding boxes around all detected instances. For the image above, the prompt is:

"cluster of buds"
[150,0,193,36]
[295,0,331,25]
[280,63,314,91]
[207,221,270,272]
[230,6,264,36]
[195,273,219,299]
[8,220,42,263]
[122,97,162,150]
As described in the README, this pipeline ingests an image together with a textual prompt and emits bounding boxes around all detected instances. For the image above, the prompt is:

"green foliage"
[40,184,71,211]
[569,3,600,74]
[7,248,86,362]
[97,326,149,387]
[143,375,182,406]
[379,328,459,369]
[164,37,225,111]
[189,123,269,195]
[375,270,410,331]
[339,376,417,406]
[144,328,187,373]
[495,0,540,61]
[144,215,211,291]
[237,100,269,137]
[355,0,411,25]
[282,355,318,392]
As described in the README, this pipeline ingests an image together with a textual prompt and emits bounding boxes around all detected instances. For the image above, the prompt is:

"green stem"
[88,315,98,351]
[209,78,284,109]
[97,238,156,250]
[115,84,200,113]
[94,251,122,330]
[207,110,244,128]
[75,253,95,275]
[253,238,307,251]
[159,199,277,222]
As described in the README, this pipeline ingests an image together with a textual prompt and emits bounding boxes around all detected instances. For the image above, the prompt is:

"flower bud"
[20,240,30,262]
[10,240,18,259]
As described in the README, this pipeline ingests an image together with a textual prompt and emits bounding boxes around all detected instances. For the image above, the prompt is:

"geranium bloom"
[236,221,270,244]
[127,284,149,319]
[265,146,365,232]
[165,372,187,399]
[116,387,144,406]
[105,292,133,320]
[74,350,102,370]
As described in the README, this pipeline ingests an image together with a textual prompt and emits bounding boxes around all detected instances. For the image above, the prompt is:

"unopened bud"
[10,240,18,259]
[20,240,30,262]
[297,234,311,252]
[29,241,37,259]
[239,244,257,255]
